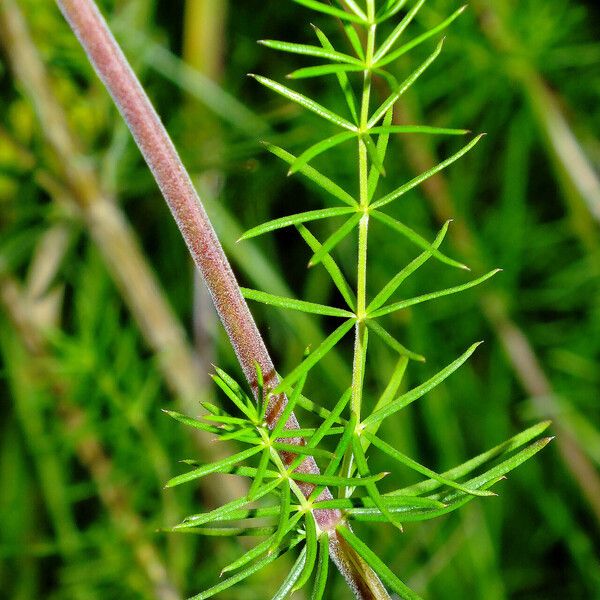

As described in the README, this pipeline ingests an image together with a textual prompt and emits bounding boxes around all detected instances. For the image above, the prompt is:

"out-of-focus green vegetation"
[0,1,598,599]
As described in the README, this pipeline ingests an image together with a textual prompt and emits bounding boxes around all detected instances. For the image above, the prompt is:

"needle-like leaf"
[290,131,358,174]
[310,534,330,600]
[165,446,263,488]
[272,546,307,600]
[308,213,362,267]
[376,5,468,68]
[297,224,357,311]
[371,134,485,209]
[369,269,500,318]
[264,144,357,207]
[259,40,363,66]
[371,212,467,270]
[292,0,367,23]
[366,319,425,361]
[368,38,444,128]
[288,63,364,79]
[273,318,355,394]
[363,342,483,427]
[367,106,394,201]
[294,512,318,591]
[161,409,220,434]
[241,288,355,318]
[373,0,427,63]
[239,207,356,240]
[337,525,424,600]
[250,74,358,131]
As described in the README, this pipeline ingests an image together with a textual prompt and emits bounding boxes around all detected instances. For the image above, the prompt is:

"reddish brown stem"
[54,2,393,597]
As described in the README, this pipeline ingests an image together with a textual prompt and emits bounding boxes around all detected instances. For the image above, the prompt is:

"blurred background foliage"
[0,0,598,598]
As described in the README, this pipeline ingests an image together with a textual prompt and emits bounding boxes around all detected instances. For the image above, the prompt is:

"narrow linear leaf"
[313,25,359,124]
[212,371,258,422]
[290,470,388,487]
[272,373,308,440]
[362,133,386,177]
[363,342,482,427]
[259,40,363,66]
[240,207,355,240]
[264,144,357,207]
[161,409,220,434]
[190,537,303,600]
[369,125,469,136]
[273,319,355,394]
[271,481,292,552]
[292,0,367,23]
[272,546,307,600]
[310,534,330,600]
[369,269,500,318]
[309,213,362,267]
[294,513,318,591]
[313,495,444,510]
[367,220,454,313]
[372,134,485,209]
[166,446,263,488]
[276,426,344,438]
[337,526,423,600]
[297,224,357,311]
[371,212,467,270]
[250,74,357,131]
[288,63,364,79]
[364,431,494,497]
[376,5,468,68]
[366,320,425,361]
[248,449,272,500]
[368,38,444,128]
[352,435,402,530]
[273,442,334,458]
[373,0,427,63]
[368,106,394,201]
[344,23,364,59]
[176,526,275,537]
[241,288,354,318]
[376,0,409,22]
[290,132,357,174]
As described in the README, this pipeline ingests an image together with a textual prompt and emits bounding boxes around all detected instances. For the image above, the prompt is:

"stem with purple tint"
[54,1,388,597]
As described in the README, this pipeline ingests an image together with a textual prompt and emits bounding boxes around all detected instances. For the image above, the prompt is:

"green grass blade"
[369,269,500,318]
[373,0,427,63]
[310,534,330,600]
[364,431,494,497]
[259,40,363,66]
[264,144,357,207]
[294,513,318,592]
[273,319,355,394]
[290,132,357,174]
[292,0,367,23]
[241,288,354,318]
[166,446,263,488]
[363,342,483,427]
[371,212,467,270]
[313,25,359,124]
[297,224,357,310]
[366,320,425,362]
[368,38,443,128]
[308,213,362,267]
[367,221,453,313]
[376,5,468,68]
[250,75,357,131]
[371,134,485,209]
[288,63,364,79]
[337,526,423,600]
[240,207,355,240]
